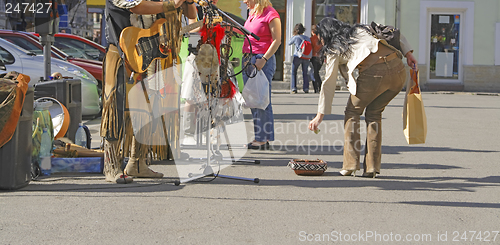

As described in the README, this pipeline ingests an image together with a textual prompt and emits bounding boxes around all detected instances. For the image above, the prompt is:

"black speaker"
[0,89,33,190]
[34,79,82,142]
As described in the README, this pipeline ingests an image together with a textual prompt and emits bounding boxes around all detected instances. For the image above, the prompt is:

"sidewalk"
[271,80,347,92]
[1,91,499,244]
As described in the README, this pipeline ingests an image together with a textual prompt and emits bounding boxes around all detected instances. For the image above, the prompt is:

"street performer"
[102,0,196,184]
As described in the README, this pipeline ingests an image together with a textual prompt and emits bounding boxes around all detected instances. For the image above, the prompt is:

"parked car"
[0,37,100,116]
[0,30,103,83]
[32,32,106,61]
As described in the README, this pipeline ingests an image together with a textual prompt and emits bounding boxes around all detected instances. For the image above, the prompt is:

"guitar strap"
[139,15,146,29]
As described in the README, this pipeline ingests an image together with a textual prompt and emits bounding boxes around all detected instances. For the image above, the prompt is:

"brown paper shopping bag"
[403,69,427,144]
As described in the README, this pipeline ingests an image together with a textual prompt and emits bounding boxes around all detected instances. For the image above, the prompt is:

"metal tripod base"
[213,174,260,183]
[180,145,261,165]
[174,162,259,186]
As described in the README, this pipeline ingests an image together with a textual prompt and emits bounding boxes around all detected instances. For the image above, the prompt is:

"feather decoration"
[199,24,225,64]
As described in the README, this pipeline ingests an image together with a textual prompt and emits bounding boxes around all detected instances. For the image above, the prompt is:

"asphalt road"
[1,90,499,244]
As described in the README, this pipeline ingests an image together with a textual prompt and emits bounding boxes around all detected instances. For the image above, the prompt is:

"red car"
[0,30,103,83]
[33,32,106,61]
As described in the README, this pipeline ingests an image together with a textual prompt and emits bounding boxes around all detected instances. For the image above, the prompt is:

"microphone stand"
[178,0,260,185]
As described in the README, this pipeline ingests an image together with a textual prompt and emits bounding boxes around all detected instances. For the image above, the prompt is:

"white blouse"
[317,28,413,115]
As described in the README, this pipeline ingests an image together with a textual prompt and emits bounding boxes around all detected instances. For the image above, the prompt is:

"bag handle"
[409,65,420,94]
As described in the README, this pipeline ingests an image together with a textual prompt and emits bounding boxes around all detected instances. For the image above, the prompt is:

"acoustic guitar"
[119,17,222,73]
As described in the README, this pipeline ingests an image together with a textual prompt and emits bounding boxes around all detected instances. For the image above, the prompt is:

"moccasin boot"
[124,137,163,178]
[114,174,133,184]
[124,158,164,178]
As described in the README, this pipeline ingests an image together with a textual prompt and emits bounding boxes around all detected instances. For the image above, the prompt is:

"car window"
[53,38,88,59]
[0,46,15,65]
[55,37,103,60]
[0,36,43,55]
[53,42,86,58]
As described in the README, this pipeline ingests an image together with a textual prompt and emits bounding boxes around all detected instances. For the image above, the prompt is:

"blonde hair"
[251,0,273,17]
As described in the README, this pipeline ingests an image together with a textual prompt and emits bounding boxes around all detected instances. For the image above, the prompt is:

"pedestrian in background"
[308,17,417,178]
[288,23,311,94]
[310,24,323,93]
[242,0,281,149]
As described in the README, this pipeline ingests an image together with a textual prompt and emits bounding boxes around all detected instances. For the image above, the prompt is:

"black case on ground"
[0,89,34,190]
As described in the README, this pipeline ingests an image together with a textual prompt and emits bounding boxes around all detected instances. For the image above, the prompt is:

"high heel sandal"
[362,172,377,178]
[339,170,356,176]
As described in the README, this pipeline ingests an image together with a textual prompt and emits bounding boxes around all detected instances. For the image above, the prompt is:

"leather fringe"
[100,89,120,139]
[103,139,122,180]
[163,8,183,60]
[123,107,179,161]
[100,44,122,140]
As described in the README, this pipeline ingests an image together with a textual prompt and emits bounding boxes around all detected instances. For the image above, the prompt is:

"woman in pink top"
[242,0,281,149]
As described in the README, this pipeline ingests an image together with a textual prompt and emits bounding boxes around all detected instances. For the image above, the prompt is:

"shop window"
[429,14,460,80]
[314,0,359,25]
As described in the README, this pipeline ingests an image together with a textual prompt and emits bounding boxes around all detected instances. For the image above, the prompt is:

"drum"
[33,100,54,140]
[32,100,55,164]
[36,97,70,139]
[288,159,328,176]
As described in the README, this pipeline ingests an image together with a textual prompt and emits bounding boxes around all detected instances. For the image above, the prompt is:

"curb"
[272,81,499,96]
[429,91,499,96]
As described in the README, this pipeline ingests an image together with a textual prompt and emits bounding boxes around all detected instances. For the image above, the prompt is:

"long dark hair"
[315,17,369,59]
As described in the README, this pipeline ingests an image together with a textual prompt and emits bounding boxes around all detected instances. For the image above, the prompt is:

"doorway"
[429,13,462,81]
[419,1,474,87]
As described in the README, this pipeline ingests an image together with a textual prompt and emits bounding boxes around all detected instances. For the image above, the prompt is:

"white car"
[0,38,100,116]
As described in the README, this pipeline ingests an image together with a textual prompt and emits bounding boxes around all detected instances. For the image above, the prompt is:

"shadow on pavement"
[241,145,497,160]
[238,158,462,171]
[1,176,184,193]
[244,113,344,121]
[202,175,500,196]
[400,201,500,209]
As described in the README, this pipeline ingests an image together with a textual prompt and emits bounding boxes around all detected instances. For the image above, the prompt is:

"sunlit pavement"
[1,90,499,244]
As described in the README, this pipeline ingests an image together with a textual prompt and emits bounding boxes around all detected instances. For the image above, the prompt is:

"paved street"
[1,90,499,244]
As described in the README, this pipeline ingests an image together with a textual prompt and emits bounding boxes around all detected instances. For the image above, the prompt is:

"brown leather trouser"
[343,56,406,173]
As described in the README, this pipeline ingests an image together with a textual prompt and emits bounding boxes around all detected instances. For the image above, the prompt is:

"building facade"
[284,0,500,92]
[0,0,93,38]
